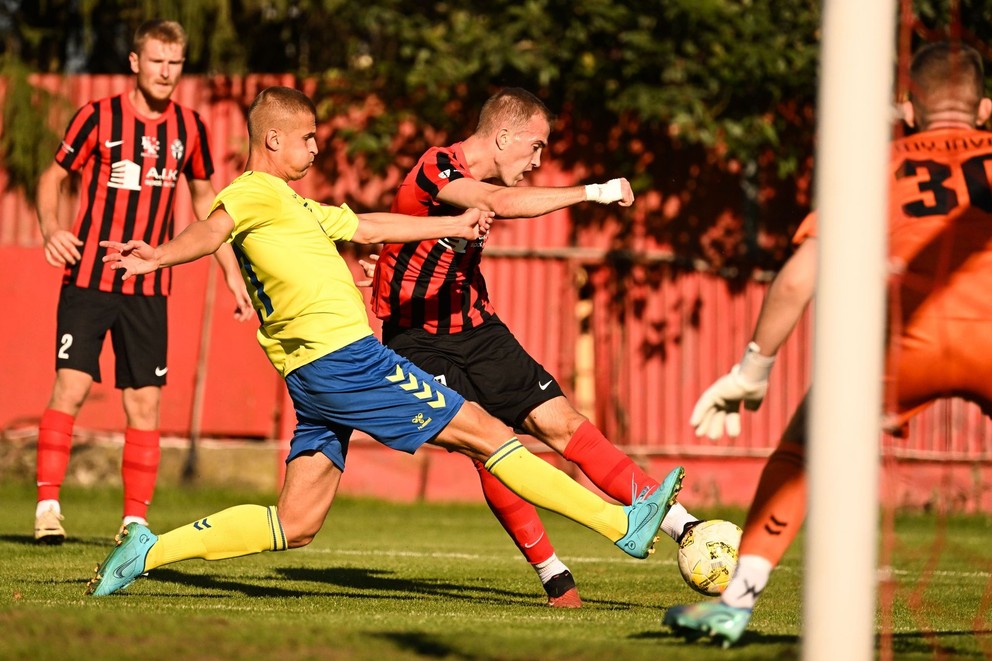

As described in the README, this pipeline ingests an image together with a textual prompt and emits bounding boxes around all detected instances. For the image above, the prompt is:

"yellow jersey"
[212,170,373,376]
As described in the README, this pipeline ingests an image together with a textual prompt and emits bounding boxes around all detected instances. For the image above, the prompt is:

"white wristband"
[585,178,623,204]
[738,341,775,384]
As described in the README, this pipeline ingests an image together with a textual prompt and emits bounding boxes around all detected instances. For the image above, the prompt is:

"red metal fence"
[2,74,990,510]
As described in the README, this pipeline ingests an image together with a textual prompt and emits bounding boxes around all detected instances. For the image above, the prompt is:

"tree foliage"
[1,0,989,271]
[0,57,66,202]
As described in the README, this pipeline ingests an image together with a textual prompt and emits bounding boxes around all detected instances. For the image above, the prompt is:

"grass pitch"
[0,481,989,660]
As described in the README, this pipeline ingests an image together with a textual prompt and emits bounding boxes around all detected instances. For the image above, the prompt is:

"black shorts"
[54,285,168,389]
[382,316,564,428]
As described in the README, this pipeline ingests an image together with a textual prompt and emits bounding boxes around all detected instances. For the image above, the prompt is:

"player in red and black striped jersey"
[52,90,214,296]
[370,88,699,606]
[373,143,494,333]
[32,20,251,545]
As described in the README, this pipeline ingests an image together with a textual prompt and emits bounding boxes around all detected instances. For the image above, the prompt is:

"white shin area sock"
[721,554,773,610]
[660,502,696,542]
[533,554,569,584]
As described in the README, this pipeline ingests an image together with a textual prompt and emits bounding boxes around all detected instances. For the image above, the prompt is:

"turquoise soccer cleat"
[663,601,753,648]
[615,466,685,559]
[86,522,158,596]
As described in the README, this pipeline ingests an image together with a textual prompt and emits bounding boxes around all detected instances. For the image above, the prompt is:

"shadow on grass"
[277,565,536,605]
[886,629,992,658]
[144,565,539,605]
[649,625,992,655]
[648,627,799,649]
[278,567,648,610]
[374,631,482,659]
[0,533,114,548]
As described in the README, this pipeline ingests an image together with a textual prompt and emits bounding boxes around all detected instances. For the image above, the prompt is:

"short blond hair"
[475,88,554,137]
[132,19,187,55]
[247,86,317,143]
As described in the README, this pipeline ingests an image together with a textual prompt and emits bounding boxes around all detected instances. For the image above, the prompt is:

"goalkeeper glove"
[690,342,776,440]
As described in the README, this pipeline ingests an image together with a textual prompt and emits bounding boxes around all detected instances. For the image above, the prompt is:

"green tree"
[2,0,989,270]
[0,58,65,202]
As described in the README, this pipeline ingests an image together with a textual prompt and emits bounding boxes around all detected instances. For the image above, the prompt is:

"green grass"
[1,482,990,660]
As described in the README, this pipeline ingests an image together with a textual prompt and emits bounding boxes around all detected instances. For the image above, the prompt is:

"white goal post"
[805,1,896,659]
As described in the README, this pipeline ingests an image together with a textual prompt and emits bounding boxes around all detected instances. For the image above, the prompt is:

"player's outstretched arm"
[438,177,634,219]
[690,238,818,440]
[101,208,236,281]
[351,208,493,245]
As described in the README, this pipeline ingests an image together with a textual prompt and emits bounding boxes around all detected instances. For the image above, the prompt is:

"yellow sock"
[484,439,628,541]
[144,504,287,570]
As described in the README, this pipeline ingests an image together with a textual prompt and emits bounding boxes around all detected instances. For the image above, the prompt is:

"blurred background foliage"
[1,0,988,272]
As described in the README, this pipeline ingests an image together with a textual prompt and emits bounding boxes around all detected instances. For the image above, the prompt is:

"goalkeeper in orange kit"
[665,41,992,647]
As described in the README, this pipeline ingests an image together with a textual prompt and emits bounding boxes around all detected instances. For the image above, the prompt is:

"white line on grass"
[299,549,992,582]
[305,547,680,566]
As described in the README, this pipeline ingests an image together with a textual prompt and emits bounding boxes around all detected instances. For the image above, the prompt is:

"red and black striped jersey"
[372,142,494,334]
[54,92,214,296]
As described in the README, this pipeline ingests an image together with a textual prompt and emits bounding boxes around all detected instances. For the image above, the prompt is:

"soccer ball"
[677,519,742,596]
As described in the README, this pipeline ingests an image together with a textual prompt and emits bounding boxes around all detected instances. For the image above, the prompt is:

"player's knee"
[282,521,321,548]
[431,434,493,464]
[523,404,586,451]
[122,388,161,428]
[286,532,316,549]
[49,376,92,413]
[435,405,513,461]
[770,441,805,467]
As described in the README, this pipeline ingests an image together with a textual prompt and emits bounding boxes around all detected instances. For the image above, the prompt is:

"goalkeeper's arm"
[748,238,818,360]
[690,238,818,439]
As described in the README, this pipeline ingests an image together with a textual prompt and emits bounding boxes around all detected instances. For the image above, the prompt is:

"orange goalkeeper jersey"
[794,127,992,429]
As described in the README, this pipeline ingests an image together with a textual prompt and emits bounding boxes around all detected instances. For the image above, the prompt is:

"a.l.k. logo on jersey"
[144,167,180,188]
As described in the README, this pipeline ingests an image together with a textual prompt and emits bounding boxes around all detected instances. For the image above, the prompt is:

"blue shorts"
[284,335,465,471]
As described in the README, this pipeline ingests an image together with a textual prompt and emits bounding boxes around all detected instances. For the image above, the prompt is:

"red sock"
[739,441,806,566]
[562,420,658,505]
[36,409,75,502]
[122,428,161,520]
[474,459,555,564]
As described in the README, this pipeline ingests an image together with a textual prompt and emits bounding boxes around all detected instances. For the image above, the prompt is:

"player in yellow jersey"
[85,86,685,597]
